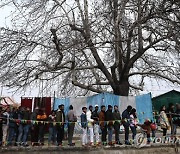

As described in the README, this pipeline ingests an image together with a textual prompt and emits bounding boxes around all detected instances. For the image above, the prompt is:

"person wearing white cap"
[86,105,94,146]
[92,104,100,146]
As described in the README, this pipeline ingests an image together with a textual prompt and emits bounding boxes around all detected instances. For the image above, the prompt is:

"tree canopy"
[0,0,180,96]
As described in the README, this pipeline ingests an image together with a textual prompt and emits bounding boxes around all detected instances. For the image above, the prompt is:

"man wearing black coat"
[122,105,132,145]
[56,104,65,146]
[105,105,114,145]
[113,105,122,145]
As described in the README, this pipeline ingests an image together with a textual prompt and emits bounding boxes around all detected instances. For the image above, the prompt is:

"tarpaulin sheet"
[87,93,104,110]
[103,93,119,110]
[54,92,153,124]
[135,93,153,124]
[53,97,70,115]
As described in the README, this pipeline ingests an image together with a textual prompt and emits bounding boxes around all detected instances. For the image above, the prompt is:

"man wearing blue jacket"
[81,107,88,146]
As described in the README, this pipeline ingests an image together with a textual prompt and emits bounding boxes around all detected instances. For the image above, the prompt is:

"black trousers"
[114,123,120,142]
[31,124,39,144]
[162,128,167,136]
[101,126,107,143]
[38,125,45,143]
[57,125,64,145]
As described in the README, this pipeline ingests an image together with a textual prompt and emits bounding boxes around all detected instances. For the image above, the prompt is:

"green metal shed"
[152,90,180,112]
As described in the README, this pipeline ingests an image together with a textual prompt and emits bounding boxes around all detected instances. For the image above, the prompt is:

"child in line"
[137,119,156,144]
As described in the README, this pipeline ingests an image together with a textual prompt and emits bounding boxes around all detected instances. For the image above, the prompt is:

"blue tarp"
[54,93,153,124]
[103,93,120,111]
[87,93,120,111]
[53,97,70,115]
[87,93,104,110]
[135,93,153,123]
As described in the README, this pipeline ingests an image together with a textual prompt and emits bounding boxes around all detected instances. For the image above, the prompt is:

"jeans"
[152,130,156,138]
[14,124,19,143]
[130,126,136,140]
[17,124,23,144]
[107,127,113,143]
[94,124,100,143]
[123,124,129,142]
[8,127,15,145]
[171,123,177,135]
[18,124,30,144]
[48,126,57,143]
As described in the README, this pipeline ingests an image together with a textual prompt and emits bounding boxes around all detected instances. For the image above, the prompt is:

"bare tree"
[0,0,179,96]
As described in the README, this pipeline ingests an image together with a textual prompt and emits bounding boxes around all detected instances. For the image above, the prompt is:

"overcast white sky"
[0,4,180,103]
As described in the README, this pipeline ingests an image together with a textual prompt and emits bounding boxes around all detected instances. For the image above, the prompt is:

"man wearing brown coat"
[99,105,107,145]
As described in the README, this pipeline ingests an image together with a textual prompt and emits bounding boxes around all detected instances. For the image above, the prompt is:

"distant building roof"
[152,90,180,100]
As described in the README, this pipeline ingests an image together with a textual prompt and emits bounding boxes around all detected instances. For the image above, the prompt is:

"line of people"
[159,103,180,137]
[0,106,47,146]
[80,104,136,146]
[80,104,154,146]
[0,104,76,147]
[0,103,179,147]
[0,104,139,146]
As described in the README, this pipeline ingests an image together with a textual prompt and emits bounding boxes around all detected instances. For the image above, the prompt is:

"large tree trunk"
[113,78,129,96]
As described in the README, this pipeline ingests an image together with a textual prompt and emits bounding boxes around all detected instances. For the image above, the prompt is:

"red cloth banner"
[21,98,33,110]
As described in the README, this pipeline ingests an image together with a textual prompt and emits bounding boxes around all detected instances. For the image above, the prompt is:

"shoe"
[108,142,114,146]
[2,142,6,147]
[23,144,29,147]
[125,141,131,145]
[102,142,107,146]
[89,142,94,146]
[117,141,123,145]
[58,143,63,147]
[7,143,12,146]
[68,143,75,146]
[38,142,44,146]
[96,142,101,146]
[32,143,39,146]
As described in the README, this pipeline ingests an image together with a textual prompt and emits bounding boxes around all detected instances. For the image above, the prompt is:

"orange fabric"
[37,114,47,120]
